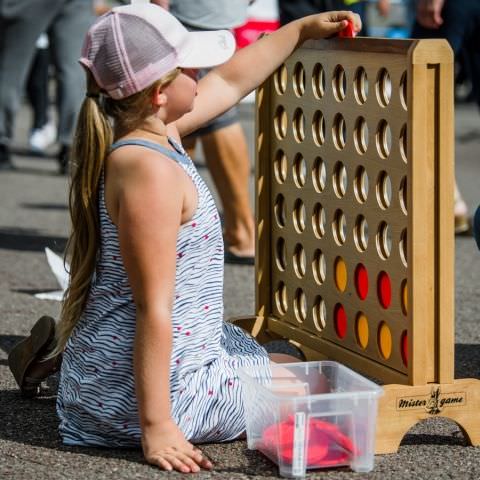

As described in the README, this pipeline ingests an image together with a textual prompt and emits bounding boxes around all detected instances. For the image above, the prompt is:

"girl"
[9,2,360,473]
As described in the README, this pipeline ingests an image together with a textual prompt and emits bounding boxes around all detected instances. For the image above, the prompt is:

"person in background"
[413,0,480,234]
[278,0,389,29]
[168,0,257,265]
[344,0,390,36]
[0,0,94,173]
[26,34,57,153]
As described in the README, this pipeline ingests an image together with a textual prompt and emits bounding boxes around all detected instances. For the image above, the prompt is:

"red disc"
[401,331,408,366]
[354,264,368,300]
[377,271,391,309]
[338,20,356,38]
[334,304,347,339]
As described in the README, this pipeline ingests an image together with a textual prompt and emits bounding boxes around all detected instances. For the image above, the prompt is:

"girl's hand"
[301,11,362,41]
[142,419,213,473]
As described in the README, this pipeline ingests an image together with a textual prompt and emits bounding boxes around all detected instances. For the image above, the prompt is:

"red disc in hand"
[338,20,356,38]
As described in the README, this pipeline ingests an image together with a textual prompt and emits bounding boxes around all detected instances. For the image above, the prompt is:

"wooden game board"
[232,37,480,453]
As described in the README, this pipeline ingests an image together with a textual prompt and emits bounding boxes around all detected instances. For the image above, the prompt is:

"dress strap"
[109,138,190,165]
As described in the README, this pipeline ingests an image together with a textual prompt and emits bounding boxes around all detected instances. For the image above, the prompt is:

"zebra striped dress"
[56,138,270,446]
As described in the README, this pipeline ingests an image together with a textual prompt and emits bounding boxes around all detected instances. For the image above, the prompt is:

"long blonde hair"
[51,69,180,357]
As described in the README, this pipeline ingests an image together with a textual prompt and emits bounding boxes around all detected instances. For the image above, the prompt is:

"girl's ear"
[152,85,167,107]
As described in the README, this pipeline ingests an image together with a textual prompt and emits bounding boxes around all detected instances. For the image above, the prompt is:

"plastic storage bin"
[238,361,383,477]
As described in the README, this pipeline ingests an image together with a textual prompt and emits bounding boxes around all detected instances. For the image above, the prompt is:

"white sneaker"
[29,121,57,152]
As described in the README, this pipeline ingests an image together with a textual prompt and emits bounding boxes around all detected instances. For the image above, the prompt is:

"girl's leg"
[26,46,50,130]
[268,353,329,395]
[268,353,302,364]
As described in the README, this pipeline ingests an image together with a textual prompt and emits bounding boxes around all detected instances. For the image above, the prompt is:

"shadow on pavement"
[0,388,148,465]
[20,203,67,211]
[0,334,24,356]
[0,227,66,253]
[0,335,478,471]
[455,343,480,378]
[0,387,275,475]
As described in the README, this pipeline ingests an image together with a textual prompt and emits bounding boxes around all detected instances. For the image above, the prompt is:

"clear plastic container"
[238,361,383,478]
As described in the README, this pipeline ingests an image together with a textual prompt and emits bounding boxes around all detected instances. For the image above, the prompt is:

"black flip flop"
[224,250,254,266]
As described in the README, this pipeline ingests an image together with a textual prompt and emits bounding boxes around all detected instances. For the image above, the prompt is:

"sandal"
[8,315,61,398]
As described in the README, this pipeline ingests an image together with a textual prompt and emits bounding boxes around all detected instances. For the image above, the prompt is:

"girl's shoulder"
[107,139,184,180]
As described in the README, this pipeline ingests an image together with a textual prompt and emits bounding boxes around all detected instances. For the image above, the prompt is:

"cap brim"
[178,29,236,69]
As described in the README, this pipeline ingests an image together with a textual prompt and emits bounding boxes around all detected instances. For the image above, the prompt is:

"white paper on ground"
[34,247,70,301]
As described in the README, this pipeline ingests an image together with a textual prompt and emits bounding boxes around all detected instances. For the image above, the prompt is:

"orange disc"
[335,257,347,292]
[378,322,392,359]
[401,280,408,315]
[356,313,369,349]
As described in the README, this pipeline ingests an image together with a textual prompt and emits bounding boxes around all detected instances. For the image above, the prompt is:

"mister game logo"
[396,387,466,414]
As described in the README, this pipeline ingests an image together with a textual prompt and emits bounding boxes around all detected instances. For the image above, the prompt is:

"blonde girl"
[9,3,360,473]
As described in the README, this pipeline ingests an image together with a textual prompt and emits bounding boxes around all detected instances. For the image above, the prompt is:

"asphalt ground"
[1,101,479,480]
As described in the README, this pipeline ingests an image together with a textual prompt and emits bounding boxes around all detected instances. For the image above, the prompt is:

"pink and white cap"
[79,2,236,99]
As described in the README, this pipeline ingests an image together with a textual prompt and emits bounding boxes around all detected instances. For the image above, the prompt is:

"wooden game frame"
[232,38,480,453]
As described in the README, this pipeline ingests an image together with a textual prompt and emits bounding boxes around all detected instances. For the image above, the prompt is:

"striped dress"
[56,138,270,446]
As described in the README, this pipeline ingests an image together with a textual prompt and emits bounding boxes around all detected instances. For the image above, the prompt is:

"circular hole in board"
[312,203,326,239]
[294,288,307,323]
[376,171,392,209]
[354,166,369,204]
[312,156,326,193]
[312,249,326,285]
[400,71,408,110]
[354,215,369,253]
[333,161,348,198]
[274,64,287,95]
[312,63,325,99]
[376,120,392,158]
[313,296,327,331]
[293,153,307,188]
[274,149,288,184]
[312,111,326,146]
[332,209,347,246]
[275,282,288,315]
[376,68,392,107]
[376,221,392,260]
[274,194,286,228]
[274,105,287,140]
[354,116,369,154]
[292,108,305,143]
[293,62,306,97]
[332,65,347,102]
[293,198,306,233]
[354,66,369,104]
[332,113,347,150]
[293,243,306,279]
[275,237,287,271]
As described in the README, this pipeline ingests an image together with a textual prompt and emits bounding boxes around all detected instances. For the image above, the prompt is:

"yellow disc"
[356,313,369,349]
[335,257,347,292]
[401,280,408,315]
[378,322,392,359]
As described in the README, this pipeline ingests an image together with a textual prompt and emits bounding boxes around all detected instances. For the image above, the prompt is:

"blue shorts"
[187,67,239,138]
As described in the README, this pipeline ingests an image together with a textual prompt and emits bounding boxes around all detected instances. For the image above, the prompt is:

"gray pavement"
[1,100,479,480]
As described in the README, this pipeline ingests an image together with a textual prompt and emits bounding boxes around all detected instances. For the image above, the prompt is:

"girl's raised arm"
[176,11,360,137]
